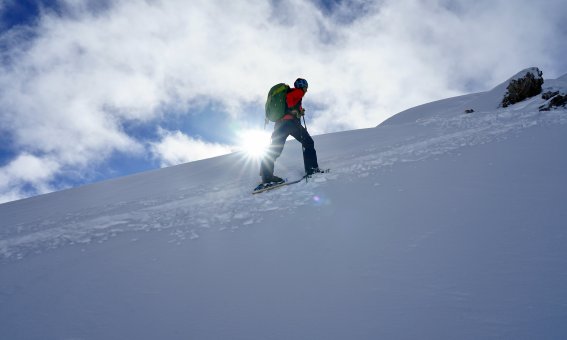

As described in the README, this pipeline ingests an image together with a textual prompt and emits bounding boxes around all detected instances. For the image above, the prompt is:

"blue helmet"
[294,78,308,89]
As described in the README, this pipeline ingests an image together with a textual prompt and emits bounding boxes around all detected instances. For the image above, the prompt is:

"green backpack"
[265,83,290,122]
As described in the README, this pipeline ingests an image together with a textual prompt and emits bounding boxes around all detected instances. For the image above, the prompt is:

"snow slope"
[1,70,566,339]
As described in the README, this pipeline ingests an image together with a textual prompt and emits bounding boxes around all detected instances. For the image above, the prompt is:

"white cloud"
[2,153,59,182]
[0,153,60,203]
[149,129,232,167]
[0,0,566,201]
[0,190,23,205]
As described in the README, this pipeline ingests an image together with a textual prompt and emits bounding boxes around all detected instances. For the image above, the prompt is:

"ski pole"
[300,114,309,182]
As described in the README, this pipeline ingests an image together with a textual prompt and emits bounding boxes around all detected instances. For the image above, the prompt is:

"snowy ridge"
[1,75,565,261]
[1,71,567,339]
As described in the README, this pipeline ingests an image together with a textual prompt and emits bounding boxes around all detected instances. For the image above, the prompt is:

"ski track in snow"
[0,106,565,260]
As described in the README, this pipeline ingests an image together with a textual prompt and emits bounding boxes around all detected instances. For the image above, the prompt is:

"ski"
[252,169,330,194]
[252,178,300,194]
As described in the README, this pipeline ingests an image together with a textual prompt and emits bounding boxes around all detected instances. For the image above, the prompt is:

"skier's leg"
[290,121,319,173]
[260,121,291,180]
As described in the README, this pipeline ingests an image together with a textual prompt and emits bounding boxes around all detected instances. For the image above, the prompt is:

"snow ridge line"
[333,108,564,179]
[0,108,565,260]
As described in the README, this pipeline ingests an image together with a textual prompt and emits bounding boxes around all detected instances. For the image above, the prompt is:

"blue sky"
[1,0,566,203]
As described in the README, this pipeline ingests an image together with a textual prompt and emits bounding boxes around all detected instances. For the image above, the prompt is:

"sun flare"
[237,129,271,159]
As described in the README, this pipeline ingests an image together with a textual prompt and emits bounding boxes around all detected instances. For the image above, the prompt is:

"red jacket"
[282,88,305,120]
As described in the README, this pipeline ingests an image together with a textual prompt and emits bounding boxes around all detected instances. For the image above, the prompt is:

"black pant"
[260,119,319,179]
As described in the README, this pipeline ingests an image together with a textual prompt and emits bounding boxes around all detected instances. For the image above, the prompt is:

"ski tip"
[252,180,286,194]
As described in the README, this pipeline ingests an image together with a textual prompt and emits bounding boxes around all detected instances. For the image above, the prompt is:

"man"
[260,78,321,183]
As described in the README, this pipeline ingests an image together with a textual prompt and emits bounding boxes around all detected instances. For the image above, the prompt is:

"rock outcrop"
[539,91,567,111]
[501,68,544,108]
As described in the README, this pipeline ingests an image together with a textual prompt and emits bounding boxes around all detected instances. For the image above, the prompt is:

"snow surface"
[1,70,567,339]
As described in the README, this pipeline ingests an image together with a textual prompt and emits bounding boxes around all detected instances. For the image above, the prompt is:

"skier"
[260,78,322,183]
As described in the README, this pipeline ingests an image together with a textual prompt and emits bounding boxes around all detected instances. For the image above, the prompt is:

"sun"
[237,129,271,159]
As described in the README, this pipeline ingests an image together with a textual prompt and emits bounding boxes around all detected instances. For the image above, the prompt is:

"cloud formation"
[1,0,566,202]
[150,128,232,167]
[0,153,60,202]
